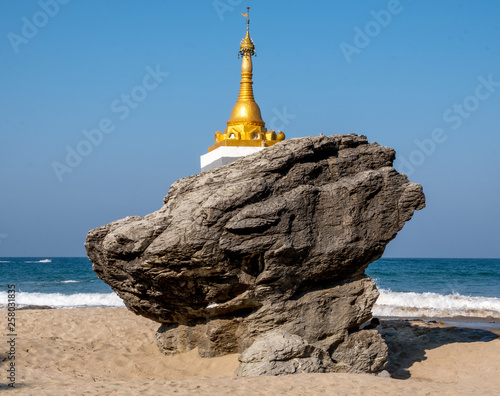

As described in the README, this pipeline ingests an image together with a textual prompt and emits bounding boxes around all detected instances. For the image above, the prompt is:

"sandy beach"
[1,308,499,395]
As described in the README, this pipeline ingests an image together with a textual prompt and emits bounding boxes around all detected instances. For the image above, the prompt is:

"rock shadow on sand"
[379,319,498,379]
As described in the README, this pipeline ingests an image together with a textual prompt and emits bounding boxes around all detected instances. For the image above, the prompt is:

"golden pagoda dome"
[227,101,265,127]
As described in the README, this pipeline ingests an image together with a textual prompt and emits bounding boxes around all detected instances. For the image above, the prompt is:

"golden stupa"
[208,7,285,152]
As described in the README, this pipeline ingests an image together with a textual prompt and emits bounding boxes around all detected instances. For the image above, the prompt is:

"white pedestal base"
[200,146,264,172]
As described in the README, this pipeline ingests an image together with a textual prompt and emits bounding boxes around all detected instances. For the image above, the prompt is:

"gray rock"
[85,134,425,374]
[376,370,392,378]
[154,274,379,358]
[236,329,334,376]
[330,330,388,373]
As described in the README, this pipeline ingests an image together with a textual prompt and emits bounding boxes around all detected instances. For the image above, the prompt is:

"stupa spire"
[227,6,263,127]
[207,7,285,154]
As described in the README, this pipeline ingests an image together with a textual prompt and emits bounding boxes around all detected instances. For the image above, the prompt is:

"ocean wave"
[61,280,80,283]
[0,261,10,263]
[24,259,52,263]
[374,289,500,319]
[2,289,499,316]
[0,291,125,308]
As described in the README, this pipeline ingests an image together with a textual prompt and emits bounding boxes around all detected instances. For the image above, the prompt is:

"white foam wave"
[0,291,125,308]
[374,289,500,319]
[61,280,80,283]
[0,261,10,263]
[25,259,52,263]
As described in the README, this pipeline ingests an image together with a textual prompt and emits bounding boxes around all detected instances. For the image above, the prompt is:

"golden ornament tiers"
[208,7,285,152]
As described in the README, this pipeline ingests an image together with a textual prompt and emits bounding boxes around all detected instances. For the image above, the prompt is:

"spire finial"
[241,6,250,27]
[239,6,255,57]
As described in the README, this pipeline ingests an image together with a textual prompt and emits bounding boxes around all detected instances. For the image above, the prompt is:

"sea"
[1,257,499,321]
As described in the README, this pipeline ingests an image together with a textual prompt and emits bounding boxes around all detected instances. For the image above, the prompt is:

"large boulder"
[85,134,425,375]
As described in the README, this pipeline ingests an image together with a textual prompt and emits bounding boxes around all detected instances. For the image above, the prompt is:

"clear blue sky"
[1,0,499,258]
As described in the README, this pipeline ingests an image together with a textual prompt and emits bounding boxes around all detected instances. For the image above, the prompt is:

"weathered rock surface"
[235,329,334,376]
[85,134,425,375]
[153,275,379,359]
[330,329,388,373]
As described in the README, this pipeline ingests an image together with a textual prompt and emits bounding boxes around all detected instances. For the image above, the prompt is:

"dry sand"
[1,308,499,395]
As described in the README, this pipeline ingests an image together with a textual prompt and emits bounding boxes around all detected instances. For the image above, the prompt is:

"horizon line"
[1,256,499,260]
